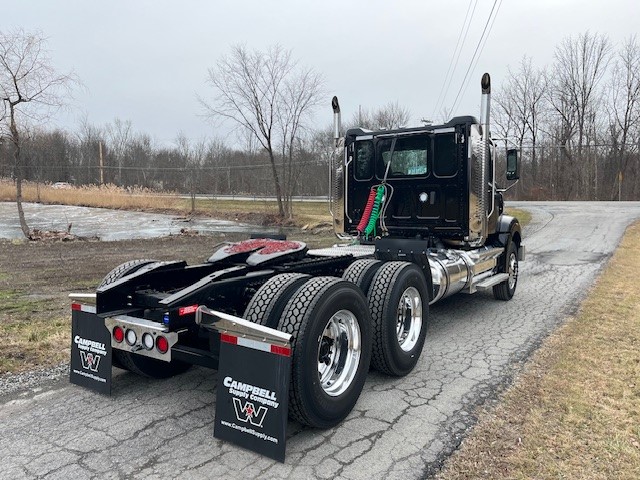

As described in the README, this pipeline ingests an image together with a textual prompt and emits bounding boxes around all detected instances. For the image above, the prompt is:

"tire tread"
[243,273,310,327]
[368,262,408,375]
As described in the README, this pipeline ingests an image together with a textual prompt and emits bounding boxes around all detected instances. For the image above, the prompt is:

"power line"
[466,0,503,103]
[450,0,500,113]
[431,0,477,120]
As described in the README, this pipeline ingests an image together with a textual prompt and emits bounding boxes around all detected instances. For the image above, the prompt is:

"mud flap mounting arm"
[195,306,292,349]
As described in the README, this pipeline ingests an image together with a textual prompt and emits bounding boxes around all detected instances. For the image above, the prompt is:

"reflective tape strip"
[220,333,237,345]
[270,345,291,357]
[220,333,291,357]
[72,303,97,314]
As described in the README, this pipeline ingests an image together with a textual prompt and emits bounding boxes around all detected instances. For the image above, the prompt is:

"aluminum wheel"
[508,252,518,290]
[396,286,422,352]
[317,309,362,397]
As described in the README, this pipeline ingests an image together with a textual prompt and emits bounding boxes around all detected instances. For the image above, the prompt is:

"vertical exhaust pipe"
[330,96,346,235]
[332,96,341,147]
[480,73,491,137]
[471,73,492,246]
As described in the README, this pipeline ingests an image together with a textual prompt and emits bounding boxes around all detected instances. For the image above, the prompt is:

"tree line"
[493,32,640,201]
[0,121,334,198]
[2,29,640,237]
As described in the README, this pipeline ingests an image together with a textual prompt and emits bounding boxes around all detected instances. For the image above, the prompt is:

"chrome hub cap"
[396,287,422,352]
[508,252,518,290]
[317,309,361,397]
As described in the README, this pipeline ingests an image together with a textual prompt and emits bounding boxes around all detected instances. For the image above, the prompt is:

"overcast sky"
[4,0,639,147]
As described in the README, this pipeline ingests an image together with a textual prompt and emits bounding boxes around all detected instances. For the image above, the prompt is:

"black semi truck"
[70,73,524,435]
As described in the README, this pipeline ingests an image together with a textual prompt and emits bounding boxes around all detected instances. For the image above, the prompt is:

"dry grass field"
[438,222,640,480]
[0,180,331,228]
[0,179,528,230]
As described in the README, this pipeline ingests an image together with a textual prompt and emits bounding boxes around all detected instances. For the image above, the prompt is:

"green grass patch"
[0,288,69,374]
[505,207,532,226]
[0,290,49,315]
[0,314,70,374]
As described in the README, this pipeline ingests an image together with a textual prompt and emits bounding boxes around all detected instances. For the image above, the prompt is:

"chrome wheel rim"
[396,287,422,352]
[508,252,518,290]
[317,309,361,397]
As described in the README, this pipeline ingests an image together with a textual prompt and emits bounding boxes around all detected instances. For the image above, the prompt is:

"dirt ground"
[0,229,337,373]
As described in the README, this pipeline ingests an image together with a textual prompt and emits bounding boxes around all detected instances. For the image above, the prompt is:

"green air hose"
[364,186,385,238]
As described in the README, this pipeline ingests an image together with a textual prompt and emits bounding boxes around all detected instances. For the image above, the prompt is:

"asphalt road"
[2,201,640,480]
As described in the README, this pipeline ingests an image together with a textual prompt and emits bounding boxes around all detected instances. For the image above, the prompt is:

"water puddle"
[0,202,282,241]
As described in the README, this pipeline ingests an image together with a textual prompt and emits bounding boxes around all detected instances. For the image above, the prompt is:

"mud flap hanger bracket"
[195,306,292,349]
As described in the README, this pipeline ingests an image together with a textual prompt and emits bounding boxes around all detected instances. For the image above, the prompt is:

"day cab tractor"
[69,73,524,433]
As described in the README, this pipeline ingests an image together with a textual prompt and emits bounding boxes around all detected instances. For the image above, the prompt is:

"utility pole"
[99,140,104,185]
[619,171,622,201]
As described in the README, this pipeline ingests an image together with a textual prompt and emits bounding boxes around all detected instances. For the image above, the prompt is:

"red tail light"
[178,304,199,316]
[156,335,169,354]
[113,326,124,343]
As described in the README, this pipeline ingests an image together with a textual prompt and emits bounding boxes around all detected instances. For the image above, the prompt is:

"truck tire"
[98,259,158,288]
[243,273,310,328]
[99,259,191,379]
[278,277,372,429]
[342,259,383,295]
[493,241,518,301]
[368,261,429,376]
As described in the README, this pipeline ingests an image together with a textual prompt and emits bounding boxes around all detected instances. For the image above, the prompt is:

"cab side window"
[355,140,374,180]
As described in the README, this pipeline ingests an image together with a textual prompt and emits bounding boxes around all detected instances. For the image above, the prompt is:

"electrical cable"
[466,0,503,99]
[450,0,500,113]
[364,185,385,238]
[432,0,476,120]
[357,187,377,234]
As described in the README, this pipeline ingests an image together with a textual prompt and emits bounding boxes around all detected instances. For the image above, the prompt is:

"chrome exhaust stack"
[467,73,492,247]
[480,73,491,137]
[332,96,341,148]
[330,96,346,237]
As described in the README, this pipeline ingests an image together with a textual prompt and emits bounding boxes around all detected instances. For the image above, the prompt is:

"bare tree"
[349,101,411,130]
[374,101,411,130]
[201,45,323,218]
[106,118,132,185]
[606,35,640,200]
[546,32,612,198]
[175,133,207,212]
[494,57,547,190]
[278,68,323,216]
[0,29,77,238]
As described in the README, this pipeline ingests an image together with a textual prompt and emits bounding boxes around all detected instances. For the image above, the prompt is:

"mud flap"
[69,303,112,395]
[197,307,292,463]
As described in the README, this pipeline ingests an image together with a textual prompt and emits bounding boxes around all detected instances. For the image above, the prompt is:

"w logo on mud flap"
[79,351,101,372]
[232,398,268,427]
